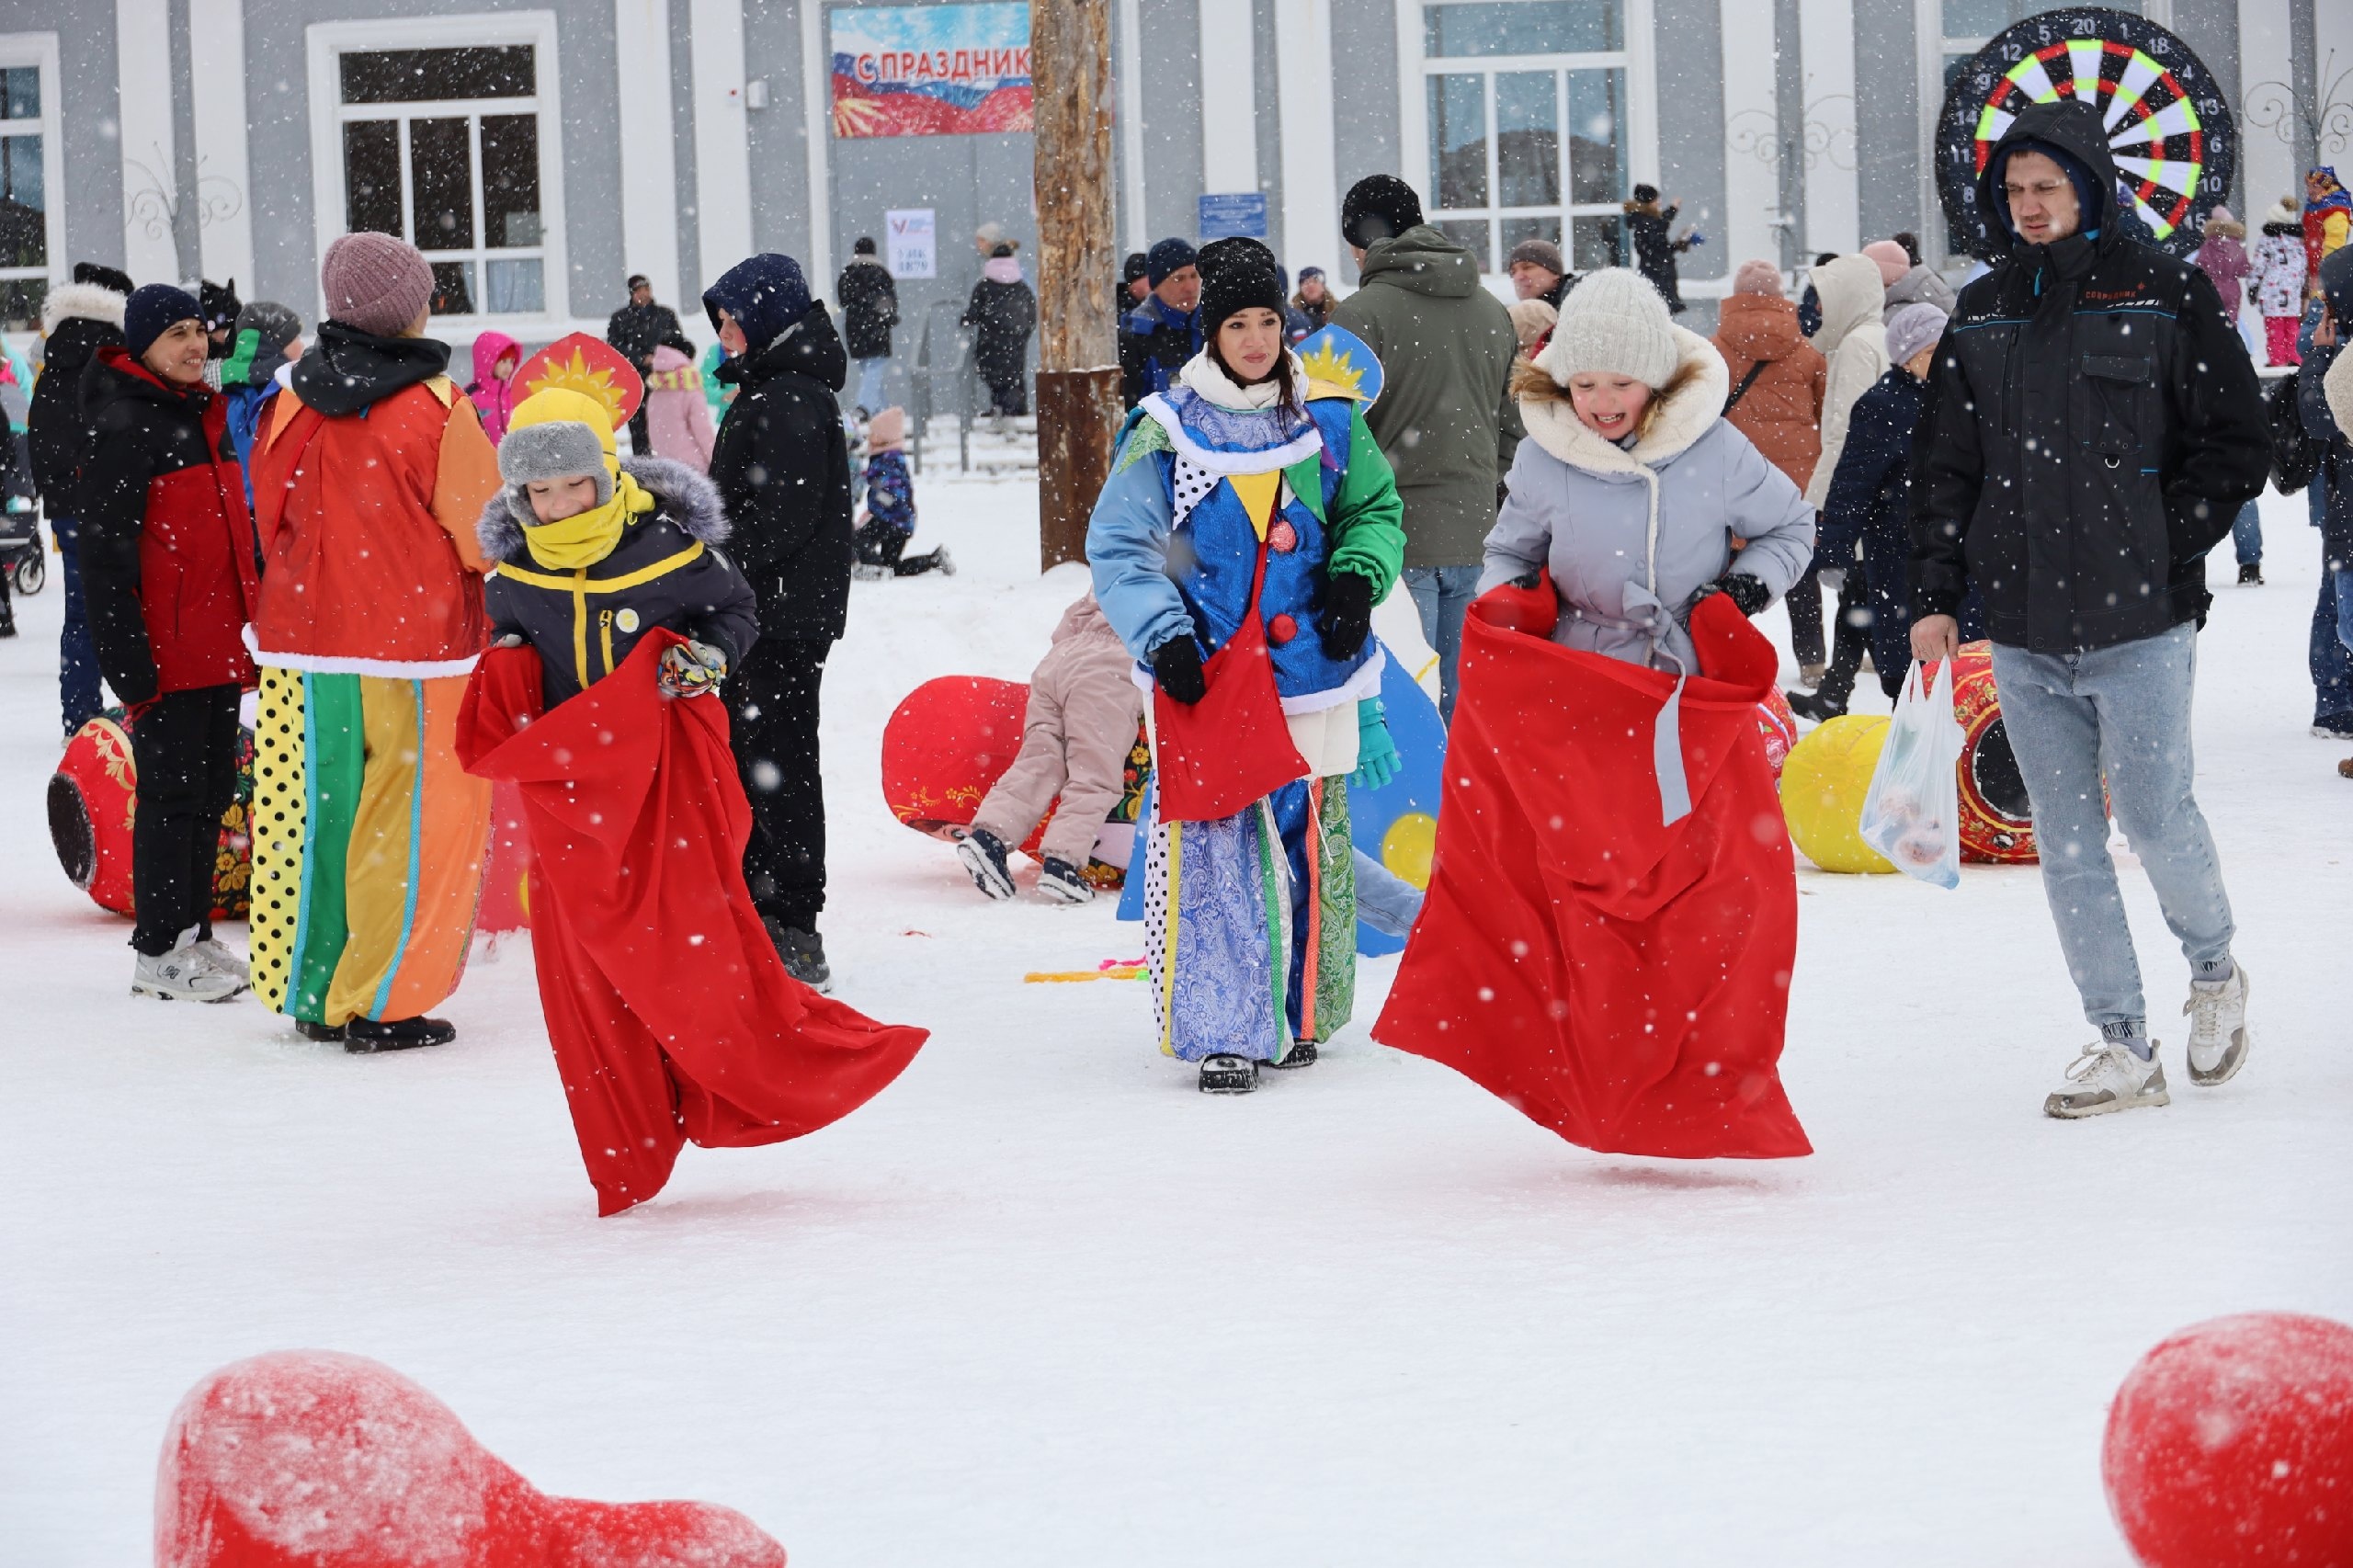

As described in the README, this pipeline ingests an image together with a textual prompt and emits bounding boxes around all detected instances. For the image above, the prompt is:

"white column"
[690,0,754,290]
[1118,0,1147,256]
[187,0,255,291]
[614,0,680,306]
[2236,0,2297,221]
[1719,0,1782,276]
[1199,0,1258,210]
[115,0,182,283]
[1273,0,1339,269]
[800,0,832,286]
[1797,0,1859,255]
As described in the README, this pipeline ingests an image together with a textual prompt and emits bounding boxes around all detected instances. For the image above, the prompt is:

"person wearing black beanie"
[1121,250,1151,308]
[1119,237,1203,407]
[1195,236,1286,335]
[1341,175,1423,250]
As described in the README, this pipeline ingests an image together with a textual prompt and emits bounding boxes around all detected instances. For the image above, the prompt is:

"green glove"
[1349,698,1399,791]
[220,327,260,390]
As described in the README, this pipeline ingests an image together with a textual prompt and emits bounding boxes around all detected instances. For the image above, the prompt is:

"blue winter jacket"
[222,383,276,509]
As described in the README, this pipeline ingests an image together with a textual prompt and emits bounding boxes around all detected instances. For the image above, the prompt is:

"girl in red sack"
[459,386,926,1215]
[1373,268,1817,1159]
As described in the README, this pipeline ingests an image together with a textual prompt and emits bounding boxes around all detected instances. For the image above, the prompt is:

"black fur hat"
[1195,237,1286,332]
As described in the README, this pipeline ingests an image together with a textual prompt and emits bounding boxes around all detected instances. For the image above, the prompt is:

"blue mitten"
[1349,698,1399,791]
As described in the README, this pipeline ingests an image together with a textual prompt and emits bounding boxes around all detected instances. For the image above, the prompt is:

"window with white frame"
[0,37,63,333]
[1422,0,1631,275]
[309,17,563,321]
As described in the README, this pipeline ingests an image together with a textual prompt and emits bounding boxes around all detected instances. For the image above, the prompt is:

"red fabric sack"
[1151,539,1309,824]
[1373,579,1811,1160]
[458,631,928,1215]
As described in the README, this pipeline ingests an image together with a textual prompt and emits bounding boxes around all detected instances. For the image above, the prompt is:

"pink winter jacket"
[645,345,717,472]
[468,331,519,446]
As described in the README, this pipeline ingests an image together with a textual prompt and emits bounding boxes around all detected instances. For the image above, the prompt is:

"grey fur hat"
[497,419,612,522]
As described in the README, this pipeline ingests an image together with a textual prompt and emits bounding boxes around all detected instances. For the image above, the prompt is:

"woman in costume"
[1373,269,1817,1159]
[460,388,927,1215]
[1087,237,1405,1094]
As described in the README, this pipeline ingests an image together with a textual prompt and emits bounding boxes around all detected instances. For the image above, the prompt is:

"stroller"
[0,426,40,597]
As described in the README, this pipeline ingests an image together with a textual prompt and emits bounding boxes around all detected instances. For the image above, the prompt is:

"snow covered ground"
[3,479,2348,1565]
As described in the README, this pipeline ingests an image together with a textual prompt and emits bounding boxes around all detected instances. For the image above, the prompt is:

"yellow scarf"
[508,387,658,570]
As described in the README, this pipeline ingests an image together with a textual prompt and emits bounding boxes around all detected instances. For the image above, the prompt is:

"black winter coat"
[1911,100,2271,654]
[28,288,127,522]
[605,301,695,377]
[482,455,759,710]
[1119,295,1199,408]
[709,306,853,644]
[962,277,1037,384]
[1624,203,1688,312]
[2298,248,2353,573]
[837,258,899,360]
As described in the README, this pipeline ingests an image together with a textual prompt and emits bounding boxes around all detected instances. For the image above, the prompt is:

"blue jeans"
[1991,623,2235,1033]
[2337,569,2353,653]
[56,526,102,734]
[2231,499,2262,566]
[1403,564,1481,724]
[2313,531,2353,725]
[1352,846,1424,939]
[854,356,891,415]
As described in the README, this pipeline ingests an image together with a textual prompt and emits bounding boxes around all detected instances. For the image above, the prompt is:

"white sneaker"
[191,937,250,985]
[2044,1040,2169,1119]
[2185,965,2252,1087]
[131,937,248,1003]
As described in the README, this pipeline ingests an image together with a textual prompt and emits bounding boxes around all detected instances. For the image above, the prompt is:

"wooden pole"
[1030,0,1122,572]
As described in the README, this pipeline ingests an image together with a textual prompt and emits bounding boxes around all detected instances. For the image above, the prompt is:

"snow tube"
[1755,687,1799,787]
[2103,1313,2353,1568]
[1778,714,1896,874]
[156,1350,787,1568]
[1951,639,2039,863]
[48,711,255,922]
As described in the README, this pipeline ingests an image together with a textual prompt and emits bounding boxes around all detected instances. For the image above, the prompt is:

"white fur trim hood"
[42,281,128,335]
[1518,324,1731,473]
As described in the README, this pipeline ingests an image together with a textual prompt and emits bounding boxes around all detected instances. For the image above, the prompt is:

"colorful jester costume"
[1087,330,1404,1065]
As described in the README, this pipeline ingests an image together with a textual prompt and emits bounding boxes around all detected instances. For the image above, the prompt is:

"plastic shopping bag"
[1858,658,1965,890]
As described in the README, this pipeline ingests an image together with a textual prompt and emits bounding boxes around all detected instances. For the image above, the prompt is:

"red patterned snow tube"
[1952,641,2038,864]
[48,713,255,921]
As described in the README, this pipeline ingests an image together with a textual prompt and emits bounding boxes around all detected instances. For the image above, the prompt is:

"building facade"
[0,0,2342,347]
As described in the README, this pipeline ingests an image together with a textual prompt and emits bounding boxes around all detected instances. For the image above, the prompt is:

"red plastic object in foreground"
[1950,640,2040,863]
[881,675,1035,840]
[157,1350,788,1567]
[48,713,254,922]
[2103,1312,2353,1568]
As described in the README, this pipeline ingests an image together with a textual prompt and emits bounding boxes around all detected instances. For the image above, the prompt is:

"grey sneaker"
[2045,1040,2170,1119]
[131,939,248,1003]
[190,936,249,985]
[2185,965,2252,1087]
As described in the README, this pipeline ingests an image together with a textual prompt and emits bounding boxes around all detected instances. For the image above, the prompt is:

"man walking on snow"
[1910,100,2271,1119]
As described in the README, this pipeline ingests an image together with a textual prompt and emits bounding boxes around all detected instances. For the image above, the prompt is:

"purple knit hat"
[321,232,436,336]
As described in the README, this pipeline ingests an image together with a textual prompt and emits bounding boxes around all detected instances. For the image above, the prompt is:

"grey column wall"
[744,0,815,262]
[0,0,128,276]
[1654,0,1726,321]
[1852,0,1921,244]
[1136,0,1205,248]
[1329,0,1403,285]
[241,0,625,320]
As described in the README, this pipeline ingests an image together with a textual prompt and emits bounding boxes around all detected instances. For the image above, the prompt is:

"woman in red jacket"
[78,285,260,1002]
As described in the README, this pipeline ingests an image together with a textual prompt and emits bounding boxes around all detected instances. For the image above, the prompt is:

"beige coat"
[971,593,1145,869]
[1802,255,1893,513]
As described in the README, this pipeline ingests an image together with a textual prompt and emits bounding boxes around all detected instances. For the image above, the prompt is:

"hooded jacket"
[1711,291,1828,493]
[1481,325,1816,674]
[1329,223,1524,567]
[2298,248,2353,572]
[28,281,128,523]
[1883,264,1958,323]
[836,255,899,360]
[1118,292,1199,408]
[963,268,1038,385]
[2192,223,2251,320]
[707,304,855,643]
[1801,254,1891,511]
[75,347,259,702]
[644,345,718,472]
[467,330,520,445]
[482,453,758,708]
[249,322,504,674]
[1911,100,2271,654]
[2251,224,2307,317]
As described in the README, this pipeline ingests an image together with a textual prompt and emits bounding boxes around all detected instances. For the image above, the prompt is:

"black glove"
[1152,635,1207,705]
[1704,572,1772,618]
[1508,569,1543,591]
[1320,570,1374,661]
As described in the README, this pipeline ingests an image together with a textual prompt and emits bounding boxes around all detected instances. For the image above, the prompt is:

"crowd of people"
[19,97,2342,1203]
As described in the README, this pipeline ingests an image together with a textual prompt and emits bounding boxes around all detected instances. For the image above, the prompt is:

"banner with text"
[831,4,1034,139]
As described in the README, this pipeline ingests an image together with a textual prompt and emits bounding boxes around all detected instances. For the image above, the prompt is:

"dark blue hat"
[1146,237,1198,289]
[702,254,814,350]
[123,284,203,362]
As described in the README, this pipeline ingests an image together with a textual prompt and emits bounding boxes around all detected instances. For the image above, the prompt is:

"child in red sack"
[459,386,927,1215]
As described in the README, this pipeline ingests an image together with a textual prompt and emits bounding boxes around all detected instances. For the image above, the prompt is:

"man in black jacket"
[703,253,853,991]
[1118,238,1199,408]
[606,274,696,456]
[29,262,132,734]
[1909,100,2270,1119]
[837,236,899,419]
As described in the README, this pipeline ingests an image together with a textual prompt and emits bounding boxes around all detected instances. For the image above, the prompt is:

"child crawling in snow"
[852,406,953,579]
[459,386,926,1215]
[955,591,1143,904]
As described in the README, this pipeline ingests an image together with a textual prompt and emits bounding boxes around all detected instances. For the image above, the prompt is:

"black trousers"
[854,518,947,576]
[130,683,241,955]
[728,637,830,932]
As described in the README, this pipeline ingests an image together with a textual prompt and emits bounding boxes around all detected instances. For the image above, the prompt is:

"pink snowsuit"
[468,331,519,446]
[969,593,1145,869]
[645,345,718,472]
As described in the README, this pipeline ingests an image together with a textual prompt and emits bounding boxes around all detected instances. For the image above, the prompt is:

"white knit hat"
[1539,267,1678,389]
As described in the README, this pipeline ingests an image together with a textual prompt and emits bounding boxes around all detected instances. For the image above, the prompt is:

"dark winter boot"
[1786,687,1847,722]
[1199,1054,1259,1094]
[294,1019,346,1043]
[343,1016,457,1052]
[956,828,1016,901]
[767,918,833,993]
[2238,562,2264,585]
[1036,856,1092,903]
[1267,1040,1318,1069]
